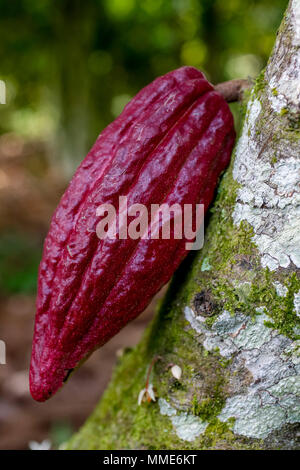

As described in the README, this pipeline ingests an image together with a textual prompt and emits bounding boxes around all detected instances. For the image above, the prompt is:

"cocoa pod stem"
[215,79,251,102]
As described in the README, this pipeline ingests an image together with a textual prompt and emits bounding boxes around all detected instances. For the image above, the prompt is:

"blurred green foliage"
[50,421,74,448]
[0,0,287,171]
[0,233,40,293]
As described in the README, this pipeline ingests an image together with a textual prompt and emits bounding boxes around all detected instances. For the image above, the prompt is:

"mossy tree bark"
[65,0,300,450]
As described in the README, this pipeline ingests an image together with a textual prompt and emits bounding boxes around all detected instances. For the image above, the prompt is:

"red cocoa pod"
[30,66,235,401]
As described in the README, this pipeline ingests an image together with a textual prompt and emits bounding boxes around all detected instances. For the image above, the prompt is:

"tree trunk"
[65,0,300,450]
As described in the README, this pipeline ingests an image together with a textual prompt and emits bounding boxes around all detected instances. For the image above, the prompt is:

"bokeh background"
[0,0,287,449]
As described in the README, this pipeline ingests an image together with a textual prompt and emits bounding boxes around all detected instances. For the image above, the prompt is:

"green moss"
[184,163,259,327]
[271,155,277,164]
[252,68,266,97]
[201,418,238,449]
[280,107,288,116]
[183,142,300,339]
[271,88,278,96]
[191,379,225,422]
[262,272,300,339]
[191,243,299,339]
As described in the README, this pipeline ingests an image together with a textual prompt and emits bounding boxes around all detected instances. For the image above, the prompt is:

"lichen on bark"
[64,0,299,450]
